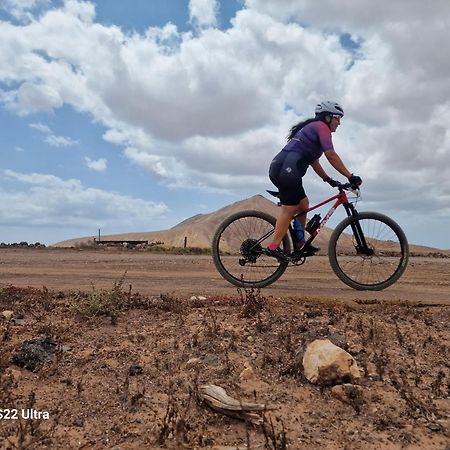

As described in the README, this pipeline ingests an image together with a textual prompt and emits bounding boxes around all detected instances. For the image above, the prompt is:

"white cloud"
[189,0,218,27]
[29,122,78,147]
[14,82,63,115]
[85,157,107,172]
[44,134,78,147]
[0,0,50,22]
[0,169,169,229]
[0,1,450,246]
[29,122,51,133]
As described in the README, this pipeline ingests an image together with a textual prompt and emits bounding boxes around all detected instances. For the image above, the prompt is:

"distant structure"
[94,229,148,248]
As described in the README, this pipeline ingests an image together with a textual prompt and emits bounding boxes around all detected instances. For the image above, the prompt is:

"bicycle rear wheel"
[212,210,291,288]
[328,212,409,290]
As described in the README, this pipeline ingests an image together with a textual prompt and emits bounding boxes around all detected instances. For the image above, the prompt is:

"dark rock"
[305,309,322,318]
[73,418,84,427]
[128,362,144,376]
[203,353,220,366]
[427,422,442,432]
[13,337,58,371]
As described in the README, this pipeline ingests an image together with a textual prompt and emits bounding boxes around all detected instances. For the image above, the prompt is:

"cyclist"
[265,100,362,261]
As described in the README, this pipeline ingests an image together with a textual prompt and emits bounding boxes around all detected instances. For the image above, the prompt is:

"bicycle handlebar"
[337,181,361,192]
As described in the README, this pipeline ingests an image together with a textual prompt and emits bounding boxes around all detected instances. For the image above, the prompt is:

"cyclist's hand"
[323,176,340,187]
[348,174,362,187]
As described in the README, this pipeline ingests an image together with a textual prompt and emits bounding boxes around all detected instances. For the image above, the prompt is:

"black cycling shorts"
[269,150,309,205]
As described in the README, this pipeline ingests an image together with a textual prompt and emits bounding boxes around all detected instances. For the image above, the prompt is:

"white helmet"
[315,101,344,116]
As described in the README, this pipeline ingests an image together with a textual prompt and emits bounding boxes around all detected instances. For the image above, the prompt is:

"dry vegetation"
[0,281,449,450]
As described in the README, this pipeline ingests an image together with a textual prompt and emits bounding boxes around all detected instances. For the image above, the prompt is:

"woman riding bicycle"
[266,100,362,261]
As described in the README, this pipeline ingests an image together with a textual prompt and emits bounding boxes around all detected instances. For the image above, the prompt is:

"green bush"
[69,275,126,321]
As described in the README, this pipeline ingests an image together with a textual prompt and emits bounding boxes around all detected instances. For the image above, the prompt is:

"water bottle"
[293,218,304,244]
[305,214,321,234]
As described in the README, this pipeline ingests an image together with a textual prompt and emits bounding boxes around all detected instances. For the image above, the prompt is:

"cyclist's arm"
[324,149,352,178]
[310,159,329,180]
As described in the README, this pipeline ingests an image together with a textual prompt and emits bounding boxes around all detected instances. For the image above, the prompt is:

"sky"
[0,0,449,249]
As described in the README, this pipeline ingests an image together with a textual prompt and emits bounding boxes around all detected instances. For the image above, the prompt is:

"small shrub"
[69,274,126,321]
[146,246,212,255]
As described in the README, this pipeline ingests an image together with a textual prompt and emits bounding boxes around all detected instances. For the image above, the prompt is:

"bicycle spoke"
[212,211,290,288]
[329,212,408,290]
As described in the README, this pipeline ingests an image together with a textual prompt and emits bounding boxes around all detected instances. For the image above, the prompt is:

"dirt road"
[1,248,449,449]
[1,248,449,304]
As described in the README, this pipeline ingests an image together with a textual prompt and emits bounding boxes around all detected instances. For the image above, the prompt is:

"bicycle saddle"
[266,190,280,198]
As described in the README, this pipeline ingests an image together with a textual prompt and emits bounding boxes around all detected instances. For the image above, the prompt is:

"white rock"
[1,310,14,321]
[303,339,360,385]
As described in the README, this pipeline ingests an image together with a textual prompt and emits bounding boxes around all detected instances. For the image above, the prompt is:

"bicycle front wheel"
[212,210,291,288]
[328,212,409,290]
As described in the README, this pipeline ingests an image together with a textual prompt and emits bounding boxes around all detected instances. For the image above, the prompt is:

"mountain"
[55,195,285,248]
[54,195,449,256]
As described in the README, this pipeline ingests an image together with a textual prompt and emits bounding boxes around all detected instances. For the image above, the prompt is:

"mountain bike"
[212,183,409,290]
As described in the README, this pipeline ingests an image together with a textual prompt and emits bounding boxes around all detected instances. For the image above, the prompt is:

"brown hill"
[54,195,449,256]
[55,195,288,248]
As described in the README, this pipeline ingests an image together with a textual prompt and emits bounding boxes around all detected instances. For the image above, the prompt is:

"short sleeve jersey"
[282,121,334,163]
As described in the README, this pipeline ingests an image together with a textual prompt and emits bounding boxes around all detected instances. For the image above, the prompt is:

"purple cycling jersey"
[282,121,334,162]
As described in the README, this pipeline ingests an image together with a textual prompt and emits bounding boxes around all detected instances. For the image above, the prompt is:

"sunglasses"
[332,114,342,120]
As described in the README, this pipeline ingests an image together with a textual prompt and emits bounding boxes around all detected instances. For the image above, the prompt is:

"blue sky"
[1,0,449,249]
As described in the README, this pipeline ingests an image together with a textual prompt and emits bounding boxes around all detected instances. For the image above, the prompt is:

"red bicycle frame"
[290,187,368,253]
[299,190,350,234]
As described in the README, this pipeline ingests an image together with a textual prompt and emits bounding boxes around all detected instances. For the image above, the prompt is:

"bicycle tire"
[212,210,291,288]
[328,212,409,290]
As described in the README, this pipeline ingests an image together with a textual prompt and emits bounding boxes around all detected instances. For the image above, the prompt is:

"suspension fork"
[343,203,373,255]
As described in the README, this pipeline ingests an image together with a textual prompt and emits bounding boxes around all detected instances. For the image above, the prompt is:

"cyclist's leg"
[296,197,309,230]
[268,193,308,249]
[268,153,308,251]
[270,203,301,248]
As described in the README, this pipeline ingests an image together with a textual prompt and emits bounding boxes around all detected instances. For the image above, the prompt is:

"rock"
[1,310,14,321]
[239,367,256,381]
[12,318,37,326]
[203,353,220,366]
[190,295,207,301]
[427,422,442,432]
[185,357,202,367]
[73,418,84,427]
[12,337,58,372]
[303,339,360,385]
[128,362,144,376]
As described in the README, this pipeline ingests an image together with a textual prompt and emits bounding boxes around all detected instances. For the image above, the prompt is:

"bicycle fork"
[344,204,374,256]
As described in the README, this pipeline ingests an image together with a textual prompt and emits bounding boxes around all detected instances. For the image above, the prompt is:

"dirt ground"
[0,248,449,449]
[0,248,449,305]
